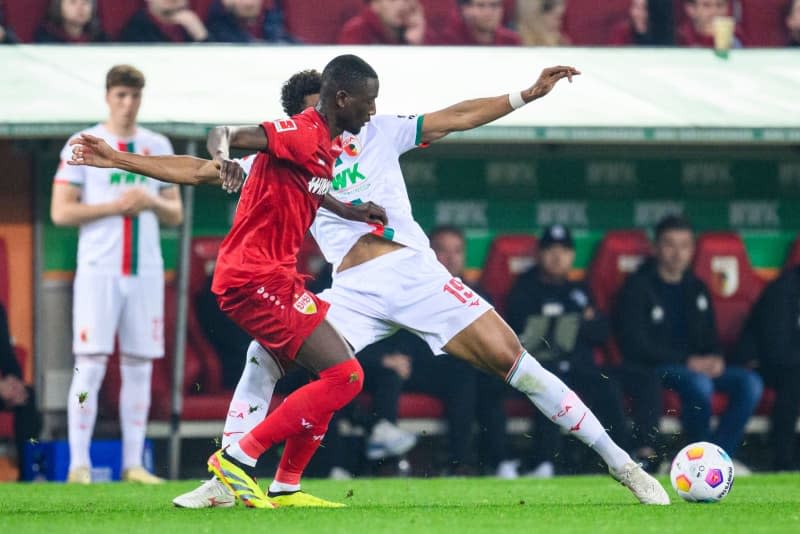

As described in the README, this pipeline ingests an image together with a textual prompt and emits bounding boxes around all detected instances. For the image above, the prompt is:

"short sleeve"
[371,114,424,155]
[53,136,85,187]
[260,116,318,166]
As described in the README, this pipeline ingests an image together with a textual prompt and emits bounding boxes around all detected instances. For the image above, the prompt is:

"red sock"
[238,358,363,461]
[274,412,334,485]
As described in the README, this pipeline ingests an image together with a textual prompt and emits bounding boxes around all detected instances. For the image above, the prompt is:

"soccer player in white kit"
[172,65,669,508]
[51,65,183,484]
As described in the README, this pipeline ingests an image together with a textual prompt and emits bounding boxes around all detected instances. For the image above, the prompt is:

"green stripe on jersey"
[415,115,425,146]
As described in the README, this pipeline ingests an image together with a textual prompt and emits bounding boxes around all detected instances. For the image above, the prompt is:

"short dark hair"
[429,225,465,243]
[320,54,378,100]
[654,214,694,242]
[106,65,145,91]
[48,0,102,39]
[280,69,321,116]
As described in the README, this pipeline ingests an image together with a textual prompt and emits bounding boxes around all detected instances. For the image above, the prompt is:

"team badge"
[710,256,739,297]
[293,292,317,315]
[342,135,362,157]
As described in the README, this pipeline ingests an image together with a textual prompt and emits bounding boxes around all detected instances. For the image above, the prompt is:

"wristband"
[508,91,526,110]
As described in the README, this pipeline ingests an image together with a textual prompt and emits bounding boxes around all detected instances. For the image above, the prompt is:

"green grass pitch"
[1,475,798,533]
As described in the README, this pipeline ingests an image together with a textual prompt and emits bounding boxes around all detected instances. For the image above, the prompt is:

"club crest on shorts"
[293,292,317,315]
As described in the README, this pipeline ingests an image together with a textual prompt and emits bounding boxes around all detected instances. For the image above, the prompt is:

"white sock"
[226,442,258,467]
[221,341,282,449]
[269,480,301,494]
[119,354,153,470]
[506,351,631,471]
[68,354,108,470]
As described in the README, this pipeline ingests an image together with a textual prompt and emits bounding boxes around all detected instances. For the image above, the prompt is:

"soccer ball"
[670,441,735,503]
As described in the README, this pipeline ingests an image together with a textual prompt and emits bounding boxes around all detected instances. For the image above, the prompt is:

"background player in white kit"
[172,65,669,508]
[51,65,183,484]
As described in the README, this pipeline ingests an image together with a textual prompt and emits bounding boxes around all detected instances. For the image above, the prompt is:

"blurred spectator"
[434,0,521,45]
[506,225,658,476]
[0,0,19,43]
[337,0,426,45]
[206,0,295,43]
[676,0,741,48]
[609,0,653,45]
[120,0,209,43]
[615,215,763,467]
[735,265,800,471]
[516,0,569,46]
[788,0,800,46]
[35,0,106,44]
[0,303,41,480]
[397,226,516,477]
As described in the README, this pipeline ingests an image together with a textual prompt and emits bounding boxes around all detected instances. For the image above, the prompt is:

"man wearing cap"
[506,225,646,476]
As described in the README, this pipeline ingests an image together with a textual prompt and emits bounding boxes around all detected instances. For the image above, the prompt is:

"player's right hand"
[344,200,388,226]
[115,187,155,217]
[69,134,118,169]
[217,158,245,194]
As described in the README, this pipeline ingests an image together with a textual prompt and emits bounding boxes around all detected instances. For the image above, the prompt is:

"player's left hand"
[217,158,245,194]
[524,66,581,103]
[343,201,388,226]
[69,134,118,168]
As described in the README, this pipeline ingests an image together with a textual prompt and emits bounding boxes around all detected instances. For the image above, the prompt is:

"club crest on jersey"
[308,176,331,196]
[342,135,362,157]
[293,292,317,315]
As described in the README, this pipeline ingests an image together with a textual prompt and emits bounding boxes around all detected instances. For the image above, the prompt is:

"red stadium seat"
[740,0,791,47]
[692,232,765,353]
[283,0,362,44]
[563,0,629,45]
[96,0,144,39]
[587,230,651,315]
[785,234,800,268]
[478,234,537,315]
[3,0,49,43]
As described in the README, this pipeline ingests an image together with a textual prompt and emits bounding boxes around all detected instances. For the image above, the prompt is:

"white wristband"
[508,91,526,110]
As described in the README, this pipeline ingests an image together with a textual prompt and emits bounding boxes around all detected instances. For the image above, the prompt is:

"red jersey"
[212,107,341,294]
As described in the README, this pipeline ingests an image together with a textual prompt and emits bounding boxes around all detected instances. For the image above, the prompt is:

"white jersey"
[54,124,175,275]
[235,115,428,270]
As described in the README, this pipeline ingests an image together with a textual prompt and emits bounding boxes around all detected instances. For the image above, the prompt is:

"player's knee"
[323,358,364,410]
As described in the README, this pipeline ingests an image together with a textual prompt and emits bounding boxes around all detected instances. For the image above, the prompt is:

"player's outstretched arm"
[69,134,221,186]
[420,65,580,144]
[207,126,267,193]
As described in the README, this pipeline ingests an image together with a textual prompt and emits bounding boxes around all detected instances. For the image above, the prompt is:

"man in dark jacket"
[506,225,655,475]
[616,215,763,462]
[0,303,41,480]
[206,0,294,43]
[120,0,209,43]
[735,265,800,470]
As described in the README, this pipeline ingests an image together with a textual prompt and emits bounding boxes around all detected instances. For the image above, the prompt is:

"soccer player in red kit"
[69,55,384,508]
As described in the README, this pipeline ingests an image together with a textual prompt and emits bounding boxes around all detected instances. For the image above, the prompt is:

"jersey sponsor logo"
[308,176,331,196]
[110,171,147,185]
[293,292,317,315]
[331,163,366,191]
[274,119,298,132]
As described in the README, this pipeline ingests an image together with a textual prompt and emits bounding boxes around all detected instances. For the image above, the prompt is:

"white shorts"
[318,247,493,354]
[72,270,165,358]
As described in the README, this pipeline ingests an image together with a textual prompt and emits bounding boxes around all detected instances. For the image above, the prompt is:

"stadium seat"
[692,232,765,353]
[563,0,629,45]
[283,0,362,44]
[785,234,800,268]
[96,0,144,39]
[419,0,458,35]
[587,230,651,315]
[3,0,49,43]
[478,234,537,315]
[740,0,791,47]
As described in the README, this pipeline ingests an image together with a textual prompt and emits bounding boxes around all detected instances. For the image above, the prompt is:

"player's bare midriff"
[337,233,405,273]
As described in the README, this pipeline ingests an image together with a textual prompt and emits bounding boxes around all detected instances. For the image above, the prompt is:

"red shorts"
[215,268,330,362]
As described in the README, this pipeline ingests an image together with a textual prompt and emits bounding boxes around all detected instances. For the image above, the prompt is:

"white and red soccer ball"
[670,441,735,503]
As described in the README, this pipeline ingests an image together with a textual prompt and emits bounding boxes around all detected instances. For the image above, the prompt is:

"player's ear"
[335,90,349,109]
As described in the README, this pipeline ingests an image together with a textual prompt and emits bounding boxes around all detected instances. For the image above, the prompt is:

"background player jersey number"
[443,277,474,304]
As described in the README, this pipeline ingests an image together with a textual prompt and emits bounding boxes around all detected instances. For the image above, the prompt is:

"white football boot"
[172,477,236,508]
[610,462,671,505]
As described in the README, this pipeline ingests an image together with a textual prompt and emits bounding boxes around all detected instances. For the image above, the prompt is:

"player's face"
[538,245,574,281]
[686,0,728,32]
[655,230,695,278]
[106,85,142,127]
[372,0,412,29]
[432,232,465,277]
[337,77,378,134]
[462,0,503,34]
[61,0,93,26]
[231,0,263,19]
